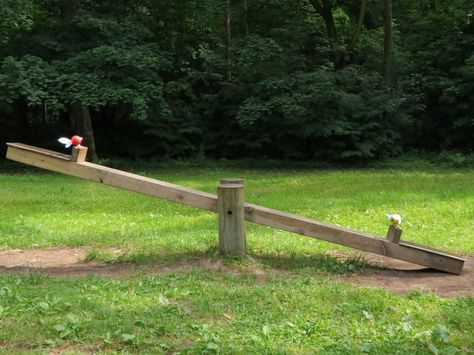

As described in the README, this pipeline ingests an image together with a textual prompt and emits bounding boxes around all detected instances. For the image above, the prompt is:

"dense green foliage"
[0,0,473,161]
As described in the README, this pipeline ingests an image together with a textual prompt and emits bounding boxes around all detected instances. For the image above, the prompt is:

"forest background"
[0,0,473,163]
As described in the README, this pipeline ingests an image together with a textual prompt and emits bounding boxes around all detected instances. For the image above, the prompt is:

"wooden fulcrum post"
[218,178,246,256]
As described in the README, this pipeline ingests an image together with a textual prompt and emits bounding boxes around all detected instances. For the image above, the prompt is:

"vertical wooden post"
[70,146,88,162]
[218,178,246,256]
[386,225,402,244]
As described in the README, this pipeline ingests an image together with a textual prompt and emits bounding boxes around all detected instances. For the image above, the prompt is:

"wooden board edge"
[6,142,71,161]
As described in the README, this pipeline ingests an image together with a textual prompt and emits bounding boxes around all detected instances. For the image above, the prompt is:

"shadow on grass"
[248,251,369,274]
[85,247,369,275]
[0,245,370,278]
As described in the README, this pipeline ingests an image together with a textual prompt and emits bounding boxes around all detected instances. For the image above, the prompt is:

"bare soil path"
[0,247,472,297]
[336,252,473,297]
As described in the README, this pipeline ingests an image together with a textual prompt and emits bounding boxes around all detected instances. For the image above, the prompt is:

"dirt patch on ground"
[0,247,129,277]
[330,251,473,297]
[0,247,472,297]
[0,247,242,278]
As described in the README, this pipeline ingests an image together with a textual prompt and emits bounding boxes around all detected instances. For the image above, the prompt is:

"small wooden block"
[70,146,88,162]
[387,225,402,244]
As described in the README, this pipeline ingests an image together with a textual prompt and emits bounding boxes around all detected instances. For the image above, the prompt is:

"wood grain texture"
[218,183,246,255]
[70,146,88,162]
[243,203,464,274]
[7,143,70,160]
[6,143,218,212]
[387,225,402,243]
[5,142,465,274]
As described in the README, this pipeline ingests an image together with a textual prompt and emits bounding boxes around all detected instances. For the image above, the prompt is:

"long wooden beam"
[6,143,218,212]
[244,204,464,274]
[5,143,465,274]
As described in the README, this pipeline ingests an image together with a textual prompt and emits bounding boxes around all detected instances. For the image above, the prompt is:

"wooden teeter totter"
[5,142,466,274]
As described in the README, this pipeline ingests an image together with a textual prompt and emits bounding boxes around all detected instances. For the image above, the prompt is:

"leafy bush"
[235,66,413,161]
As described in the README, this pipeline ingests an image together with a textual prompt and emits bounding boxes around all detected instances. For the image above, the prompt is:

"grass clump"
[0,272,472,353]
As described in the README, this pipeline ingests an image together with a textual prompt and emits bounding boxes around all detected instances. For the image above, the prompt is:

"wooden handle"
[70,146,88,162]
[387,225,402,244]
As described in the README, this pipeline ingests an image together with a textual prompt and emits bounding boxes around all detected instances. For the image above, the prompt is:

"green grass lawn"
[0,164,473,353]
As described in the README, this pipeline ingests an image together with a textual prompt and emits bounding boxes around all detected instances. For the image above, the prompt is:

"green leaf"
[436,324,450,343]
[121,333,135,342]
[159,343,171,350]
[207,342,219,350]
[54,324,66,332]
[427,342,439,354]
[158,294,169,306]
[38,302,49,310]
[361,343,371,353]
[362,310,374,320]
[134,319,146,327]
[66,313,79,324]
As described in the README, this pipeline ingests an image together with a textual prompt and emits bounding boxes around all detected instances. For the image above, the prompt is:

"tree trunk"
[383,0,393,86]
[348,0,367,49]
[224,0,232,80]
[243,0,249,37]
[357,0,367,30]
[71,103,98,161]
[308,0,344,69]
[60,0,98,161]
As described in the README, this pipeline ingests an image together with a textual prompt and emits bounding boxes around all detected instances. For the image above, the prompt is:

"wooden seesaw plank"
[6,143,218,212]
[244,204,465,274]
[5,143,465,274]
